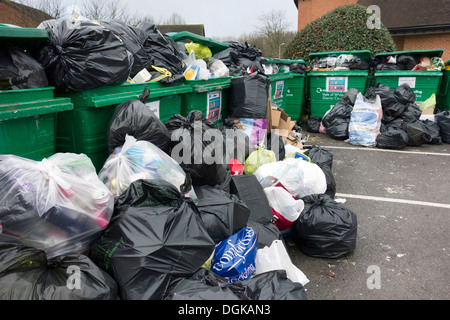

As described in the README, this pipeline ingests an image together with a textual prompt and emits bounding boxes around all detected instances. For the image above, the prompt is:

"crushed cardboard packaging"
[270,106,296,141]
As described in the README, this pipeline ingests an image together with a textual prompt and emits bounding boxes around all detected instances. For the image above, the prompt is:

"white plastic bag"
[98,135,190,197]
[255,240,309,286]
[209,59,229,78]
[348,93,383,147]
[263,186,304,230]
[0,153,114,258]
[255,158,327,198]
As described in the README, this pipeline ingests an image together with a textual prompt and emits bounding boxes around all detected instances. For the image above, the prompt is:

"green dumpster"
[264,58,307,121]
[308,50,372,118]
[181,76,232,126]
[55,81,191,172]
[0,87,73,161]
[0,24,74,161]
[374,49,444,105]
[436,60,450,111]
[166,31,230,56]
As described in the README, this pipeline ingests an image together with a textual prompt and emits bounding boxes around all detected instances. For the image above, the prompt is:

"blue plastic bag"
[210,227,257,283]
[348,93,383,147]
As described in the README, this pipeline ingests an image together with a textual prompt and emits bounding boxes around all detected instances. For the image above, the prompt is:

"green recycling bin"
[55,81,191,172]
[0,24,74,161]
[436,60,450,111]
[263,58,307,121]
[181,76,232,126]
[373,49,444,105]
[308,50,372,118]
[0,87,73,161]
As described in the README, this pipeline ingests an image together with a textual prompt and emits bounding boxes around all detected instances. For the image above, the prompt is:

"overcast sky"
[59,0,299,38]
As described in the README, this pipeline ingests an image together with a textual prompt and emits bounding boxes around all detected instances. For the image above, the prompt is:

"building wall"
[397,33,450,62]
[0,2,48,27]
[297,0,357,31]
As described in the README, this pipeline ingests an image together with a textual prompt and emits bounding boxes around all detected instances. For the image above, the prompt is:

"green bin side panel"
[436,69,450,110]
[0,113,56,161]
[56,95,183,172]
[308,71,369,118]
[181,89,230,126]
[374,71,442,104]
[56,105,117,173]
[285,74,307,121]
[181,78,232,126]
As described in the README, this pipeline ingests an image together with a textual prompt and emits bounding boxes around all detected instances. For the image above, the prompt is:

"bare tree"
[256,9,293,58]
[80,0,130,21]
[36,0,65,19]
[162,12,186,25]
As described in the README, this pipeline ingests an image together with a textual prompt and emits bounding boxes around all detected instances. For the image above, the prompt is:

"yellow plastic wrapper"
[244,145,276,175]
[185,41,212,60]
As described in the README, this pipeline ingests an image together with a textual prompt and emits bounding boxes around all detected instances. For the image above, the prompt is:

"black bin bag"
[100,20,153,78]
[435,110,450,144]
[307,116,321,133]
[292,194,358,259]
[376,129,409,150]
[402,120,432,146]
[34,19,133,92]
[394,83,416,105]
[107,88,172,154]
[229,175,273,224]
[193,185,251,244]
[0,235,119,300]
[0,44,49,89]
[89,179,216,300]
[229,72,271,119]
[304,146,336,198]
[165,110,228,187]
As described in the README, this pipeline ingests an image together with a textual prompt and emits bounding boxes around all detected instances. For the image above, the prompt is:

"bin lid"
[308,50,372,63]
[166,31,229,55]
[0,24,49,49]
[374,49,444,59]
[264,57,306,65]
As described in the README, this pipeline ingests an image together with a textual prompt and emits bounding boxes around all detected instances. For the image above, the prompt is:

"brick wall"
[398,33,450,62]
[297,0,357,31]
[0,2,46,27]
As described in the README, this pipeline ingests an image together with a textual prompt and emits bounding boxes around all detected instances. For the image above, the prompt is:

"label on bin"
[207,90,222,122]
[146,100,160,119]
[398,77,416,89]
[274,80,284,99]
[326,77,348,92]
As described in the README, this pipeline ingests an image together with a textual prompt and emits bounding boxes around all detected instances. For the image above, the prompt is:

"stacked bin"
[0,25,73,161]
[167,31,232,126]
[373,49,444,106]
[55,81,191,172]
[264,58,307,121]
[308,50,372,118]
[436,59,450,111]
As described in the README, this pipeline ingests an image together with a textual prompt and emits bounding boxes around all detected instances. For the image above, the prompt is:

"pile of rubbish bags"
[307,83,450,149]
[0,74,360,299]
[373,53,445,71]
[310,53,370,71]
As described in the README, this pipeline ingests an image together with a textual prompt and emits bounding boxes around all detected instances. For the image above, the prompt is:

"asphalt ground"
[285,126,450,300]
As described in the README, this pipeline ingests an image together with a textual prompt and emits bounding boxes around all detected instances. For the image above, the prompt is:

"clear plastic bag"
[255,158,327,198]
[98,135,192,198]
[348,93,383,147]
[0,153,114,259]
[263,186,304,230]
[255,240,309,286]
[244,145,276,175]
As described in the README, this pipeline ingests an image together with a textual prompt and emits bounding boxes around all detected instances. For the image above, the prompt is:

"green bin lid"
[264,57,306,65]
[374,49,444,59]
[0,24,49,49]
[166,31,229,55]
[308,50,372,63]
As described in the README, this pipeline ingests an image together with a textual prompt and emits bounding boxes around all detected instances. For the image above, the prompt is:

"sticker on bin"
[398,77,416,89]
[274,80,284,99]
[326,77,348,92]
[207,90,221,122]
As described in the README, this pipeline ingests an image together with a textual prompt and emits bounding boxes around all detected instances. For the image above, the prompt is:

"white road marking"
[335,193,450,209]
[322,145,450,157]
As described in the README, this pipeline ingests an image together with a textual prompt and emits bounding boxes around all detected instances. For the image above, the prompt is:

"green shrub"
[285,4,396,63]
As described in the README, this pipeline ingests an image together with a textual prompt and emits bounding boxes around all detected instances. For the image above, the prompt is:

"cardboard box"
[270,106,295,140]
